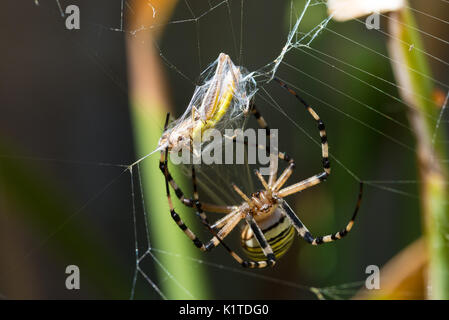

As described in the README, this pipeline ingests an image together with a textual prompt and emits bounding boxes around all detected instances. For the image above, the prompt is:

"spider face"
[248,190,278,220]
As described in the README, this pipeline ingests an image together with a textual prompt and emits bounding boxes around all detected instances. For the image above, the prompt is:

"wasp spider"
[160,77,363,268]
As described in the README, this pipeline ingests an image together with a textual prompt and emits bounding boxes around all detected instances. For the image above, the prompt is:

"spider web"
[1,0,449,300]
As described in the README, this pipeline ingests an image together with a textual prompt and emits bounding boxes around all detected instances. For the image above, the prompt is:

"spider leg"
[254,170,270,191]
[159,113,194,207]
[249,103,277,186]
[230,132,297,195]
[163,147,208,252]
[229,128,295,191]
[281,182,363,245]
[159,150,194,207]
[193,184,277,268]
[211,211,240,229]
[250,103,270,150]
[277,173,329,198]
[271,155,296,192]
[159,150,236,213]
[165,166,244,254]
[248,103,298,190]
[205,212,277,269]
[191,165,209,224]
[222,99,295,190]
[191,165,247,258]
[162,150,247,255]
[272,78,331,195]
[241,214,277,268]
[163,144,240,253]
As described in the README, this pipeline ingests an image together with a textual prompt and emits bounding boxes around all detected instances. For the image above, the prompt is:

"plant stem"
[126,0,210,299]
[130,103,210,299]
[387,5,449,299]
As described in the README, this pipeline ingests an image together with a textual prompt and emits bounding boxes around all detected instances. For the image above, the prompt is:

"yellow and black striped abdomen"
[241,215,295,261]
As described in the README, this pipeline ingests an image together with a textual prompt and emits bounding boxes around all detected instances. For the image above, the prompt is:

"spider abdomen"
[241,215,295,261]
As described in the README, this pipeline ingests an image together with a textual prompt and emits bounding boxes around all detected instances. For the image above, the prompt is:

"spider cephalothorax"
[248,190,277,217]
[236,183,295,261]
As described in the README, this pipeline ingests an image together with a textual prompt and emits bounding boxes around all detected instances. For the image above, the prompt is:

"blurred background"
[0,0,448,299]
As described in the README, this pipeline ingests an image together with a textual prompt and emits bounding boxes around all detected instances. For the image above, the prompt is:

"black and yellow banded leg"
[190,166,245,257]
[163,150,208,252]
[237,136,296,192]
[160,114,236,215]
[282,182,363,246]
[240,215,277,268]
[223,218,277,269]
[160,138,241,254]
[204,213,277,269]
[159,151,195,207]
[249,103,279,186]
[190,205,276,268]
[273,78,331,183]
[159,150,237,213]
[271,155,296,192]
[249,102,299,190]
[159,113,194,207]
[277,171,329,198]
[232,134,293,168]
[191,165,209,225]
[250,103,271,151]
[231,131,296,191]
[162,146,242,253]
